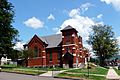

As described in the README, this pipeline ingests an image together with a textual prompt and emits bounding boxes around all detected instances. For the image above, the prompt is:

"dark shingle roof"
[61,25,75,31]
[41,34,62,48]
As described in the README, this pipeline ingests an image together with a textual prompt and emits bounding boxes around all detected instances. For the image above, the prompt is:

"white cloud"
[69,8,80,18]
[59,16,95,43]
[57,9,96,49]
[80,2,94,13]
[47,14,55,20]
[117,36,120,45]
[13,42,25,50]
[57,6,103,50]
[24,17,44,29]
[97,14,103,19]
[101,0,120,11]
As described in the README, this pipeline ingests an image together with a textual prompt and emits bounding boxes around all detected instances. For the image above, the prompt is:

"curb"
[1,71,39,76]
[54,76,83,80]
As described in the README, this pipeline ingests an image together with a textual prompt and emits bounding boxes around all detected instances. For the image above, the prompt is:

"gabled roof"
[41,34,62,48]
[61,25,77,32]
[26,34,47,46]
[25,34,62,49]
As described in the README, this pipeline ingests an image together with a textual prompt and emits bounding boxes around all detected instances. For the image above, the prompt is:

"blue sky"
[9,0,120,50]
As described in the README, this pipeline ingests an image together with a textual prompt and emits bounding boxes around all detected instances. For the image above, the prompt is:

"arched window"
[39,48,42,57]
[34,47,38,57]
[50,52,52,61]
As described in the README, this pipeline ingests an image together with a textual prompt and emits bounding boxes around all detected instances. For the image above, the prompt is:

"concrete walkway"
[106,67,120,80]
[39,70,66,77]
[39,71,53,77]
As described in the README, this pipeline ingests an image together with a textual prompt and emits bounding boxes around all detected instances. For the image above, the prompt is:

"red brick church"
[23,25,89,68]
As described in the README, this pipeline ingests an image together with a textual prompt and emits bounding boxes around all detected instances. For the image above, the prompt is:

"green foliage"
[0,0,19,59]
[10,50,22,61]
[22,49,34,59]
[87,24,119,66]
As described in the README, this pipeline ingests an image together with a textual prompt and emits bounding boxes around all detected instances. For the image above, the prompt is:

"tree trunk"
[99,56,105,67]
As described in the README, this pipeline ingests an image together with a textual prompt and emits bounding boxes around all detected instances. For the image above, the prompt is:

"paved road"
[0,72,69,80]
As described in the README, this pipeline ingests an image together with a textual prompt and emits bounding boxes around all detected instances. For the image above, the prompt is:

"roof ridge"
[41,33,61,38]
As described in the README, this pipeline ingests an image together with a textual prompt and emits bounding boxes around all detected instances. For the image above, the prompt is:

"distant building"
[1,57,12,65]
[23,25,89,68]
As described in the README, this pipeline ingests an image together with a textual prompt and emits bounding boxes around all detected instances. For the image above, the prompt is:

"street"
[0,72,70,80]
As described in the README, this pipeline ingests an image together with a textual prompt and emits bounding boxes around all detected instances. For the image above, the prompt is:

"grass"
[0,64,66,75]
[56,67,108,80]
[66,67,108,75]
[1,68,46,75]
[1,65,47,75]
[114,68,120,75]
[57,72,106,80]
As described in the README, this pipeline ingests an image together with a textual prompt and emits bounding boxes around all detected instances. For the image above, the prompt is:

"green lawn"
[1,68,46,75]
[114,68,120,75]
[1,65,47,75]
[0,65,66,75]
[57,72,106,80]
[56,67,108,80]
[66,67,108,75]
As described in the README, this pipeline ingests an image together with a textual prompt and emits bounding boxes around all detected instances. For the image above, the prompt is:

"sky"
[9,0,120,50]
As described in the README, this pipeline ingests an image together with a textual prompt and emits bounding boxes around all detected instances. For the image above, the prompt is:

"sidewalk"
[39,71,53,77]
[39,70,67,77]
[106,67,120,80]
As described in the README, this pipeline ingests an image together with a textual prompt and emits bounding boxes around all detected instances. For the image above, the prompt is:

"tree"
[20,49,33,66]
[0,0,18,60]
[87,24,119,67]
[11,50,22,61]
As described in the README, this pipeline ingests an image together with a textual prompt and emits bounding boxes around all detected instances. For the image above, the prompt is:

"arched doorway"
[63,52,73,68]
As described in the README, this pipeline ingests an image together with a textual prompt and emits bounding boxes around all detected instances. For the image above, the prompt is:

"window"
[58,52,60,60]
[49,52,52,61]
[39,48,42,57]
[34,47,38,57]
[66,35,71,45]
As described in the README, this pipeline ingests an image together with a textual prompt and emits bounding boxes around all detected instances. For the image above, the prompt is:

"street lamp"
[87,58,89,77]
[86,52,89,77]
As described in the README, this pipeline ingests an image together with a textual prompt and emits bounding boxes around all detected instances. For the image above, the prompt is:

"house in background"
[23,25,89,68]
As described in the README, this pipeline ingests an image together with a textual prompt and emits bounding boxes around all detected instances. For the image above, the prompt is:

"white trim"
[80,48,82,49]
[73,54,76,56]
[72,34,75,37]
[62,54,65,57]
[72,47,76,49]
[62,36,64,38]
[79,42,82,44]
[62,48,65,50]
[75,45,78,46]
[80,51,82,52]
[42,56,46,58]
[62,44,76,47]
[42,51,45,52]
[80,56,82,58]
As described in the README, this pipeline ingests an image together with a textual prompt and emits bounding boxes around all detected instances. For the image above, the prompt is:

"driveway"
[0,72,69,80]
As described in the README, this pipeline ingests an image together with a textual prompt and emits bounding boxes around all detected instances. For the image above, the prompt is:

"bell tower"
[61,25,82,68]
